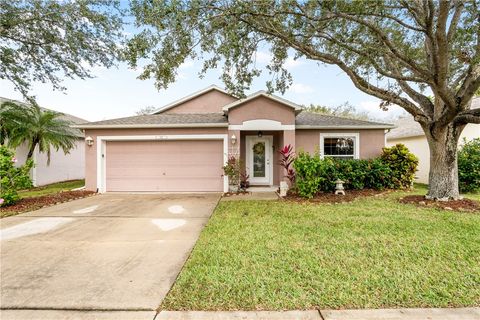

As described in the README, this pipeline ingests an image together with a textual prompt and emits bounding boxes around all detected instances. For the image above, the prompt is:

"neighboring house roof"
[387,96,480,140]
[0,96,87,137]
[77,113,228,129]
[386,116,424,140]
[295,111,394,129]
[152,85,235,114]
[222,90,303,113]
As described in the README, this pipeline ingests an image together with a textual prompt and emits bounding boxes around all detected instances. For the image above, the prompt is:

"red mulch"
[399,195,480,212]
[0,190,96,217]
[284,189,391,203]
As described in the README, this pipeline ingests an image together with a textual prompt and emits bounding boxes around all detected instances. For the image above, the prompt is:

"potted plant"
[223,156,241,192]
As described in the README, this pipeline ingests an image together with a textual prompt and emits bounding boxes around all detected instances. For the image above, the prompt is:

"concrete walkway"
[1,308,478,319]
[156,308,479,320]
[222,191,279,201]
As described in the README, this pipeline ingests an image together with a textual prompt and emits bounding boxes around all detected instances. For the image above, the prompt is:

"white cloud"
[179,59,194,69]
[289,83,314,94]
[284,57,305,69]
[255,51,272,64]
[358,100,406,120]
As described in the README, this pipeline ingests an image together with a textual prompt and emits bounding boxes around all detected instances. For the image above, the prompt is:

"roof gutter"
[295,125,396,129]
[74,123,229,129]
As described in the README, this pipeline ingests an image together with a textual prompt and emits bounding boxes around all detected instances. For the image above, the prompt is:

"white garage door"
[105,140,224,192]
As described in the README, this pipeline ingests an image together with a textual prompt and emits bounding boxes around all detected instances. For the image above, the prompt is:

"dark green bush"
[293,151,325,198]
[0,146,33,206]
[458,138,480,193]
[380,144,418,188]
[292,144,417,198]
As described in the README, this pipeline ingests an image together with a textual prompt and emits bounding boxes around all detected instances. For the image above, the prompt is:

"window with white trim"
[320,133,359,159]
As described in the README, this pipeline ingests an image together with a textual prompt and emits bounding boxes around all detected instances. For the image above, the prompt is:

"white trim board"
[95,134,229,193]
[319,132,360,159]
[229,119,295,131]
[222,90,303,113]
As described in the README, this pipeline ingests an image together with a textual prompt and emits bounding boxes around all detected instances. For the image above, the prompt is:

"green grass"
[18,179,85,198]
[162,188,480,310]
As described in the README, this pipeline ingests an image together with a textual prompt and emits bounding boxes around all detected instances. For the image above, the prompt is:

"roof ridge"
[298,110,392,126]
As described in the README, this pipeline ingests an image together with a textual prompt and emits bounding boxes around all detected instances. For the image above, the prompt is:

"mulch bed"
[284,189,390,203]
[0,190,96,218]
[399,195,480,212]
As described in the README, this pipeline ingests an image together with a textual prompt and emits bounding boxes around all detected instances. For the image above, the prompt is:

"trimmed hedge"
[293,144,418,198]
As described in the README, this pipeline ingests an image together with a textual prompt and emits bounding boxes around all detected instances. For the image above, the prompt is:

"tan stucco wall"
[227,96,296,125]
[84,128,228,191]
[163,90,236,114]
[387,123,480,184]
[295,129,386,159]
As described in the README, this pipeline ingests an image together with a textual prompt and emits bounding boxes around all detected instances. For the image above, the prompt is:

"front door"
[246,136,273,185]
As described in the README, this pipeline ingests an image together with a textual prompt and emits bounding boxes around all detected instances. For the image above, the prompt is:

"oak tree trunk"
[424,122,463,200]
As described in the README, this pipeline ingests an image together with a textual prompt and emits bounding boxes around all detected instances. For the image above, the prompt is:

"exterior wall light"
[231,134,237,145]
[257,131,263,138]
[85,136,94,147]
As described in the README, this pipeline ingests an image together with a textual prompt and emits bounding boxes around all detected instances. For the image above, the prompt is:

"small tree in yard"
[126,1,480,200]
[0,146,33,206]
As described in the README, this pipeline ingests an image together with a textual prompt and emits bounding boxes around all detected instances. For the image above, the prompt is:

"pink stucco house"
[78,85,393,193]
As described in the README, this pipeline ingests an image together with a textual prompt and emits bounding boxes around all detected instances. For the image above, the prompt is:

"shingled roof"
[77,113,228,128]
[295,111,394,129]
[77,110,393,129]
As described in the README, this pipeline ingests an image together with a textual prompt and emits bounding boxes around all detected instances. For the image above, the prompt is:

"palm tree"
[0,101,28,145]
[3,102,79,164]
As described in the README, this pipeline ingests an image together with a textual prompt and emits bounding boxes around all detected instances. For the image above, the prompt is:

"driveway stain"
[151,219,186,231]
[168,205,185,214]
[73,205,99,214]
[0,217,74,241]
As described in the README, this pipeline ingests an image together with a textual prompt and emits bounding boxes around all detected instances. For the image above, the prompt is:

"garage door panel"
[105,140,224,192]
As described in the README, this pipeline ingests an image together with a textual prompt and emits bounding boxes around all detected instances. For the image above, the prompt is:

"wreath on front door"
[252,142,265,154]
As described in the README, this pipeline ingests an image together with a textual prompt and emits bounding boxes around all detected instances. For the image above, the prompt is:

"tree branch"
[454,108,480,124]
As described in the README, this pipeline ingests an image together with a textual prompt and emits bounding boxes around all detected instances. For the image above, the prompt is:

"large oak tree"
[126,0,480,200]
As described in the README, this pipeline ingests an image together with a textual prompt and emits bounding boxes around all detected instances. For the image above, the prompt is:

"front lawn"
[18,179,85,198]
[162,188,480,310]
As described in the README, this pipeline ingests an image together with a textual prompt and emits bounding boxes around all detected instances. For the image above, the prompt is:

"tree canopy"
[0,0,123,99]
[303,102,371,121]
[126,0,479,123]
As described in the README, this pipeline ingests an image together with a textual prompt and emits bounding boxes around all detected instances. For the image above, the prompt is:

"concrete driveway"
[0,193,220,318]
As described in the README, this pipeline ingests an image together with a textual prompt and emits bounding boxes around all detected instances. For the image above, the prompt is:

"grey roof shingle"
[386,116,424,140]
[78,113,228,127]
[78,111,393,128]
[295,111,393,128]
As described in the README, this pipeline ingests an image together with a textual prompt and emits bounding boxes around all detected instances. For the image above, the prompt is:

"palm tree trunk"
[26,139,39,161]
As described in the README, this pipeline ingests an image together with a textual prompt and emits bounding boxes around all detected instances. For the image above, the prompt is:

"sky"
[0,51,407,123]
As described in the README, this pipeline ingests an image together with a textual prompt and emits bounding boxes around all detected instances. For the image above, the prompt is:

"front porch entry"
[245,135,273,186]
